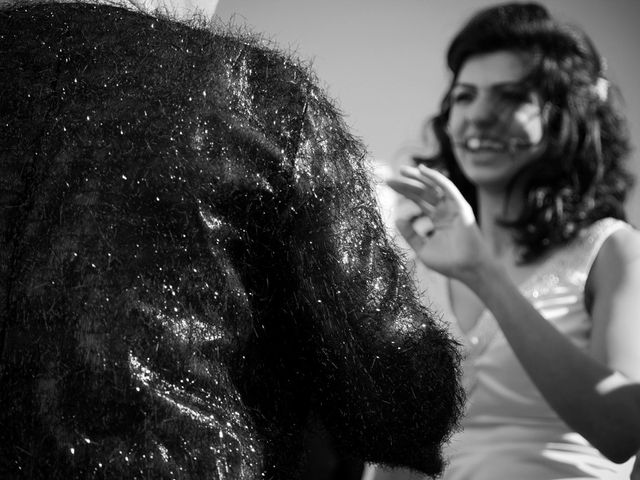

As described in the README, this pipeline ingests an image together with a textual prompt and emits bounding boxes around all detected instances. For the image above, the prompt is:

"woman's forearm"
[464,261,640,462]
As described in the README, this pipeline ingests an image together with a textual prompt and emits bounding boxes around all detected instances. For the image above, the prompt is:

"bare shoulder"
[595,226,640,273]
[586,225,640,303]
[586,225,640,368]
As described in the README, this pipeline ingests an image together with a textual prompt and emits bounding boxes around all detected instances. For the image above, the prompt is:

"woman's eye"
[451,91,473,103]
[499,88,530,103]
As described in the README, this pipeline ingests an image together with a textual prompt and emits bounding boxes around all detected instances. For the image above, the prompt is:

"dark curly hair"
[421,2,634,262]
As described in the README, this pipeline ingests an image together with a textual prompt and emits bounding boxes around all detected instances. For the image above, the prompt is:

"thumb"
[395,217,428,254]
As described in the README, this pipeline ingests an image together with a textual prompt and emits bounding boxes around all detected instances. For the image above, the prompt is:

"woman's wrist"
[458,256,511,299]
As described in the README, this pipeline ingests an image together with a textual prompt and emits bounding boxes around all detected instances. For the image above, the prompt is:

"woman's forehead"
[455,50,533,88]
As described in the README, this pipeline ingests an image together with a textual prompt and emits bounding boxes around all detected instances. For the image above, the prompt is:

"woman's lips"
[455,137,535,153]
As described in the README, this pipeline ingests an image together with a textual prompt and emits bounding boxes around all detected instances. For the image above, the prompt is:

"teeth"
[465,138,505,151]
[466,138,481,150]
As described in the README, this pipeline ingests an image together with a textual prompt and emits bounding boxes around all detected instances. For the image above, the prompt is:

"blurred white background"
[212,0,640,225]
[6,0,633,222]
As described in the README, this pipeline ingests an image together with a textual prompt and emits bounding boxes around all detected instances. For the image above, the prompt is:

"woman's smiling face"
[447,50,547,190]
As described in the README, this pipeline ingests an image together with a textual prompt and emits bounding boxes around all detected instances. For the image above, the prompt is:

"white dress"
[364,217,635,480]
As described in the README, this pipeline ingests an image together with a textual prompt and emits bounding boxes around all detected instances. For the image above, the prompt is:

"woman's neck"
[476,186,524,258]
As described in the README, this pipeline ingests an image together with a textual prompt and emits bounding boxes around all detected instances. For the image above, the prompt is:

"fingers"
[397,166,446,204]
[387,177,440,216]
[393,165,476,226]
[413,165,458,200]
[416,165,475,225]
[395,216,428,253]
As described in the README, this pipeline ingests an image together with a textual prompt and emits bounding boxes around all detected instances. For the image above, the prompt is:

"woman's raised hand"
[387,165,488,281]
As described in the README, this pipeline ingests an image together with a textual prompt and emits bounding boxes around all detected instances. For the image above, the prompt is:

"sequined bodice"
[460,218,627,403]
[442,218,635,480]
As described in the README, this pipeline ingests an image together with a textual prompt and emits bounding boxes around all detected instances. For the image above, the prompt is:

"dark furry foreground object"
[0,2,463,479]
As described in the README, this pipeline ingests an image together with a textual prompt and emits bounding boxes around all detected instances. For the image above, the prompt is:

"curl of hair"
[427,2,634,262]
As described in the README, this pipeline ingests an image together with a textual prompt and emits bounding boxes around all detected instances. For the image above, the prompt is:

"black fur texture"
[0,3,463,478]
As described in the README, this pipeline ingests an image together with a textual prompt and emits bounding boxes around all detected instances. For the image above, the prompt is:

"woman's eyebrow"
[452,79,529,92]
[451,82,474,90]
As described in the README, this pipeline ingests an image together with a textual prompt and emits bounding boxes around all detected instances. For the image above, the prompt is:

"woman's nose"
[465,94,499,126]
